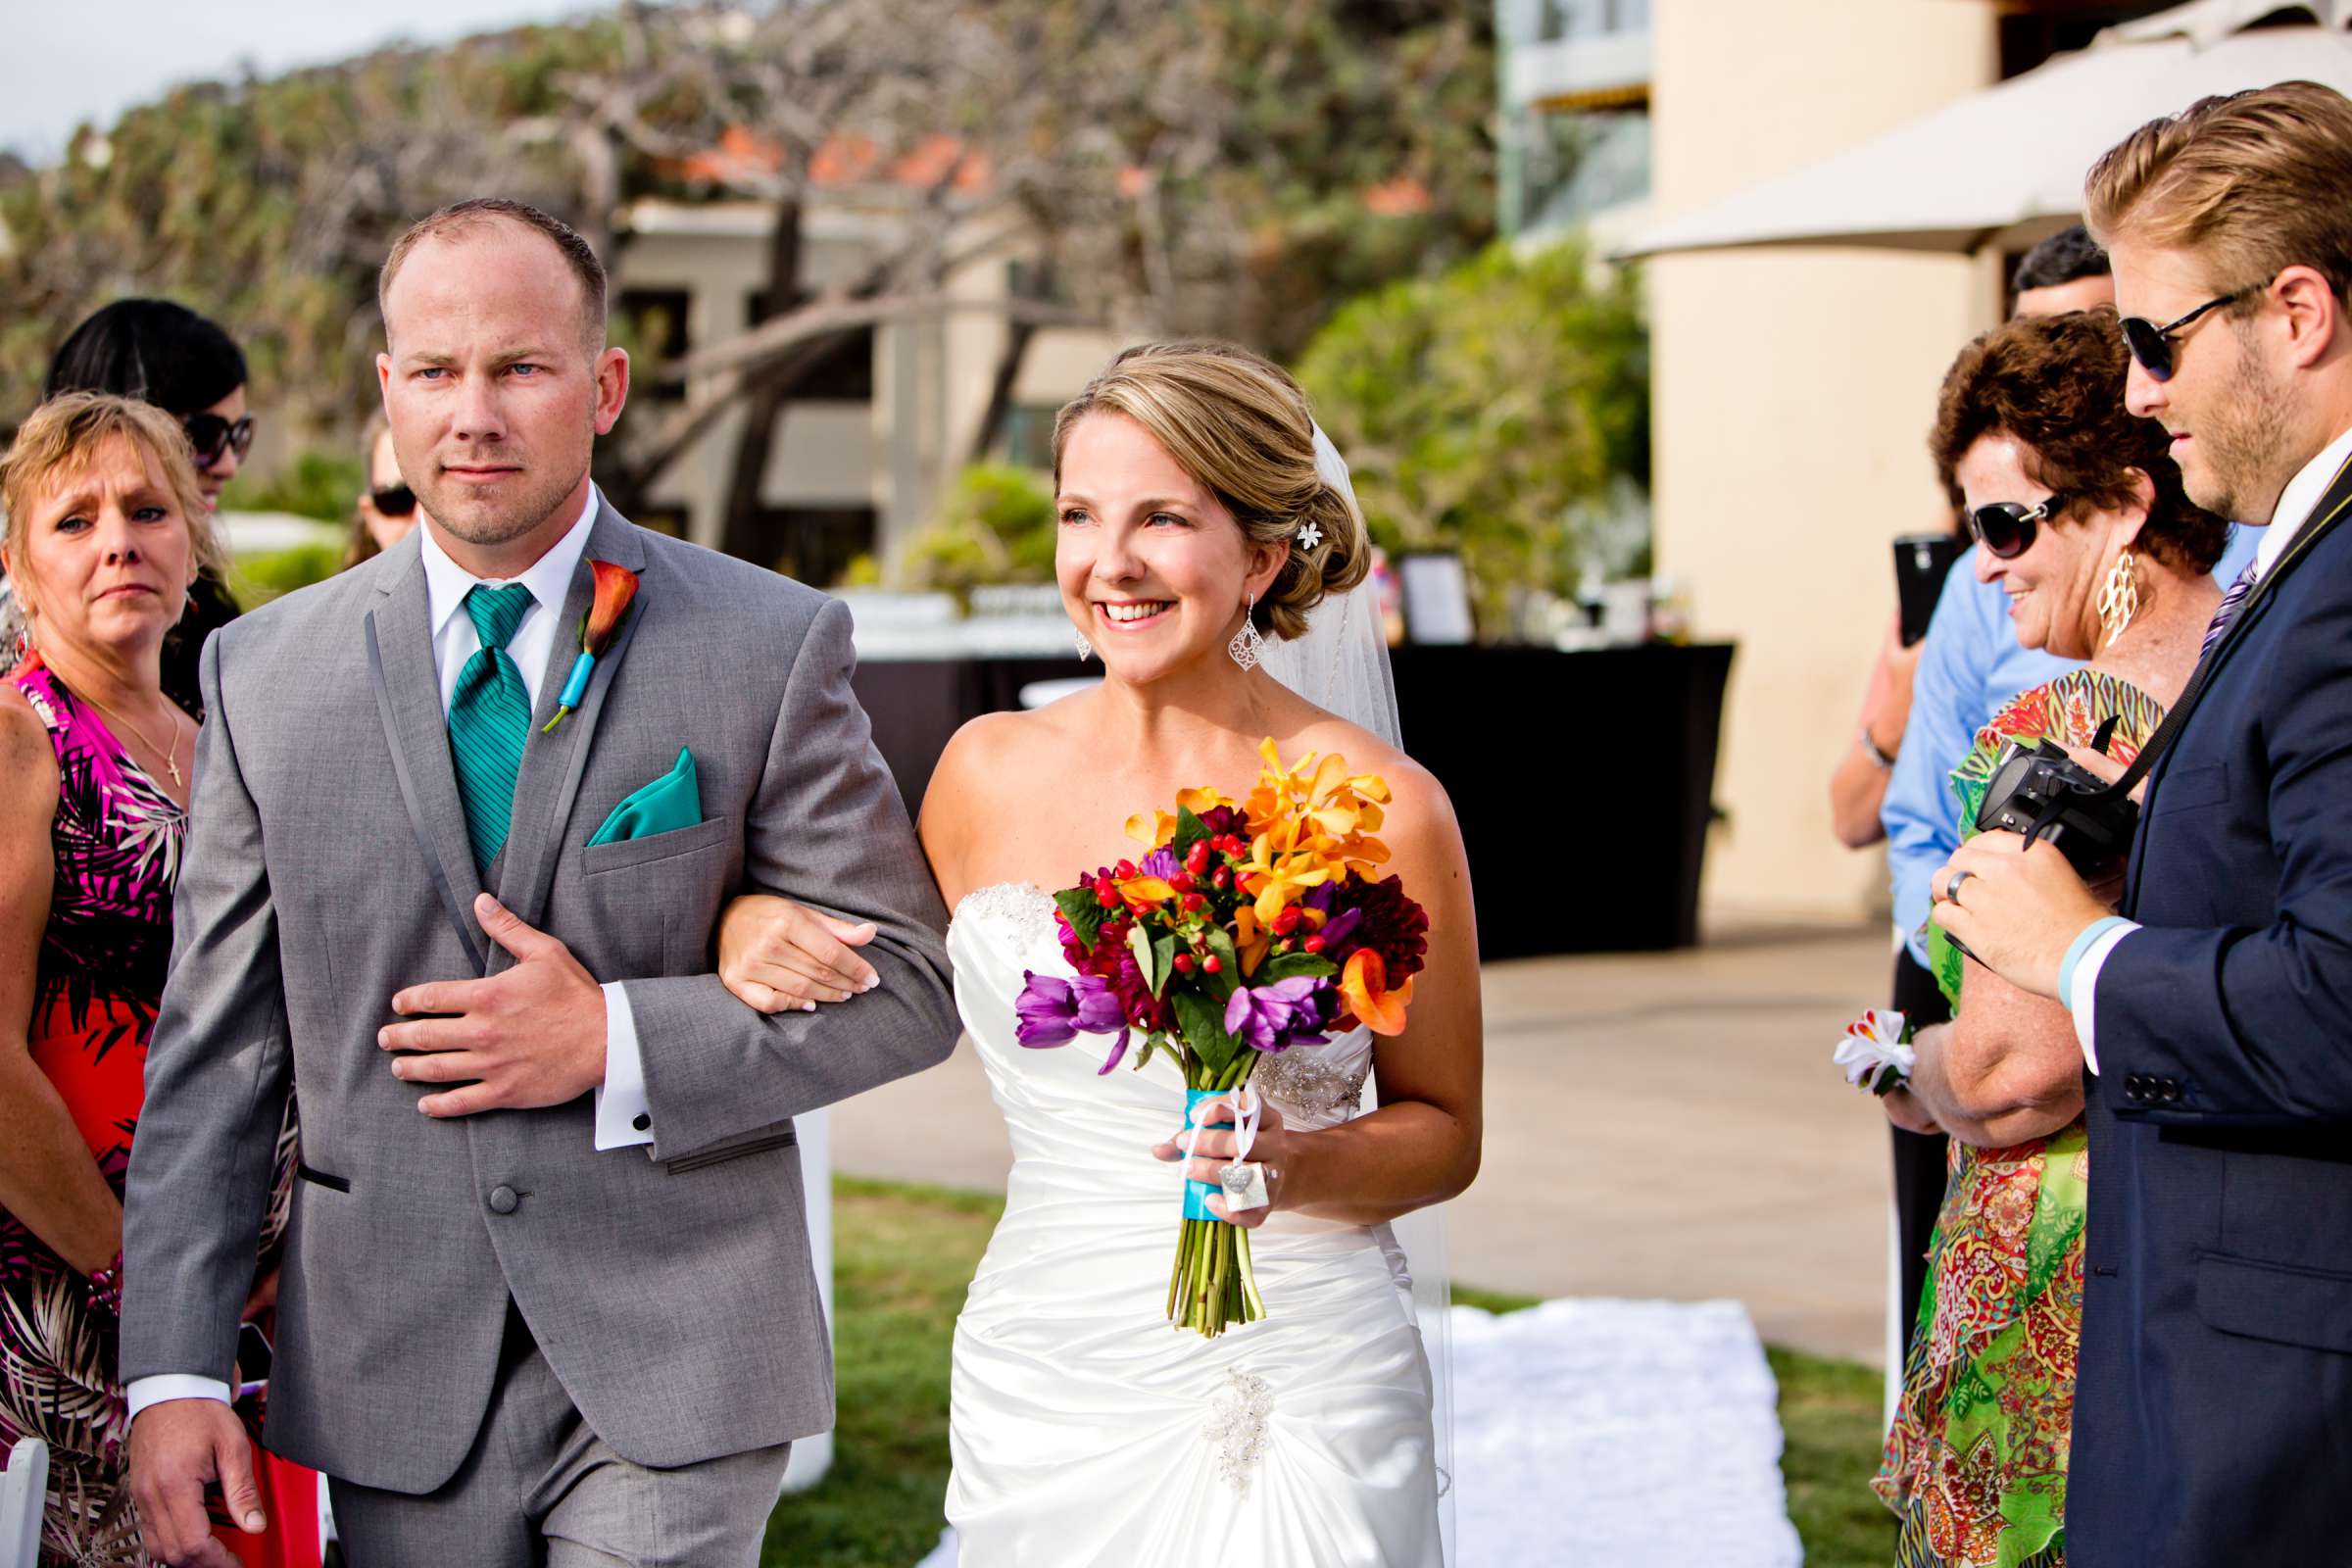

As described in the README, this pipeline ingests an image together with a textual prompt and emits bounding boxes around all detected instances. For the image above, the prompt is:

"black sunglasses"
[1967,495,2064,561]
[2120,289,2247,382]
[180,413,255,471]
[369,483,417,517]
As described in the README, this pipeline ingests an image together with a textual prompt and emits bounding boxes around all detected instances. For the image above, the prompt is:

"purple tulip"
[1140,847,1181,881]
[1223,975,1334,1054]
[1015,970,1132,1072]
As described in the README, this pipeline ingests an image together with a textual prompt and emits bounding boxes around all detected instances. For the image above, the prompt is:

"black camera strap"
[2087,444,2352,809]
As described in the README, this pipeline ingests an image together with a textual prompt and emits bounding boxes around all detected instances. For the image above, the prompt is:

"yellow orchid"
[1114,875,1178,911]
[1125,786,1241,849]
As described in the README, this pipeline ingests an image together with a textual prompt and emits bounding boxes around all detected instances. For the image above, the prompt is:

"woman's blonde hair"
[1052,341,1370,641]
[1,392,222,612]
[2085,81,2352,307]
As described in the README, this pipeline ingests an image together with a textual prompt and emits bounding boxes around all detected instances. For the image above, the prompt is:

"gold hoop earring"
[2097,549,2141,649]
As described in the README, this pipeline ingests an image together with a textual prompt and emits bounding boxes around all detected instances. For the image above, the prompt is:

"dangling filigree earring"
[1228,593,1265,670]
[1075,628,1095,662]
[2097,549,2141,649]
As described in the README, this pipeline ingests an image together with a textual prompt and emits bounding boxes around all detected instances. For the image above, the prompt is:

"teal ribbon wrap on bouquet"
[1180,1087,1260,1223]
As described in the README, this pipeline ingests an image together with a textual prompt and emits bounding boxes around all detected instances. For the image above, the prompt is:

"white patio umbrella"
[1617,1,2352,259]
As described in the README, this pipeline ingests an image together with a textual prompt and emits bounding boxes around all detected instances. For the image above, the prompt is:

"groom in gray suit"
[122,198,957,1566]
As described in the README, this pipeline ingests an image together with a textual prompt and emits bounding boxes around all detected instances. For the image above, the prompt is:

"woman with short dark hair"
[44,300,255,720]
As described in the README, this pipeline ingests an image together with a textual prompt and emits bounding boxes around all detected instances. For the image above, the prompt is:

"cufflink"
[631,1112,651,1132]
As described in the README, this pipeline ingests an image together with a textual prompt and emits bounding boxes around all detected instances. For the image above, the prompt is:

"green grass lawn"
[765,1178,1890,1566]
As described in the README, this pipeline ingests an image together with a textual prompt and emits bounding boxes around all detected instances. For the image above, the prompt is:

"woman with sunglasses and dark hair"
[43,300,255,719]
[1865,307,2230,1568]
[342,412,417,568]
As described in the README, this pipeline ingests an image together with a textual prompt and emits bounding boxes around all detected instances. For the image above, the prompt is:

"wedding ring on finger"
[1217,1160,1272,1213]
[1942,868,1975,905]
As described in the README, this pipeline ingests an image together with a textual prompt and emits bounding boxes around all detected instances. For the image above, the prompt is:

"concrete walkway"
[831,916,1896,1367]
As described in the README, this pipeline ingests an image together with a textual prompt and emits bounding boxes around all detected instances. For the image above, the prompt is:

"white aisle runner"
[914,1297,1802,1567]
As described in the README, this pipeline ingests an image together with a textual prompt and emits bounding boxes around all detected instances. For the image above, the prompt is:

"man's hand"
[130,1398,264,1567]
[1929,832,2109,1002]
[380,893,606,1117]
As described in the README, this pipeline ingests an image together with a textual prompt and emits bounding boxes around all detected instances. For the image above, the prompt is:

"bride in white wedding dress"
[719,342,1481,1567]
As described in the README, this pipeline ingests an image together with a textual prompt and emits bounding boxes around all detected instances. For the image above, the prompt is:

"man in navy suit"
[1931,80,2352,1566]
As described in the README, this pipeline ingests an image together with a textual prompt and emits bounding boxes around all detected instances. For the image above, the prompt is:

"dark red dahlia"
[1320,874,1429,984]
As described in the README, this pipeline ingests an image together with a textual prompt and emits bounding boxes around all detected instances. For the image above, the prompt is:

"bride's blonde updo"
[1051,340,1371,642]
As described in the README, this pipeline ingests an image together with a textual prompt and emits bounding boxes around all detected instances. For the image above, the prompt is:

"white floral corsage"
[1834,1007,1916,1097]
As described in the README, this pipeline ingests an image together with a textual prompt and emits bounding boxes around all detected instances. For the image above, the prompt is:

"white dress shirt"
[2065,421,2352,1068]
[128,485,652,1425]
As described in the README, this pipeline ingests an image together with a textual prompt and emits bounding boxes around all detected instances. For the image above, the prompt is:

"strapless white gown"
[942,884,1443,1566]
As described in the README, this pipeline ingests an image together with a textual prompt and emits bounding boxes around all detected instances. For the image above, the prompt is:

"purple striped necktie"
[2201,560,2258,660]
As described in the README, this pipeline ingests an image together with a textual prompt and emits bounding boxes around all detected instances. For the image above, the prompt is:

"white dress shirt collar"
[2255,422,2352,579]
[418,483,602,639]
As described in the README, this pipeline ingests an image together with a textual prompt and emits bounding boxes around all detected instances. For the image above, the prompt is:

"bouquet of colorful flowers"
[1015,741,1431,1338]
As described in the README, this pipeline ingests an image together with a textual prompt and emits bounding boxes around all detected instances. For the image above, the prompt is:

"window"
[746,291,876,402]
[615,289,691,398]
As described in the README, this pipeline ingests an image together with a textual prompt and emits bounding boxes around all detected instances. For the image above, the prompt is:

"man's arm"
[621,598,959,1159]
[122,631,294,1388]
[1882,560,1980,962]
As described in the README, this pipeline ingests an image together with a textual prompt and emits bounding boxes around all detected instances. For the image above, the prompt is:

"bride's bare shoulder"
[929,693,1097,813]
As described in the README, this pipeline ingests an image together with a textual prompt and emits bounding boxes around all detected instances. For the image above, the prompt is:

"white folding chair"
[0,1437,47,1568]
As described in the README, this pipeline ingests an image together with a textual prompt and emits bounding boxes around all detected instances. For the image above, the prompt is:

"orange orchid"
[1340,949,1415,1036]
[543,560,641,732]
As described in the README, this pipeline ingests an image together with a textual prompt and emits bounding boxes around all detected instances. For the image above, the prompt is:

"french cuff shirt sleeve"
[2062,917,2139,1075]
[594,982,655,1151]
[126,1374,232,1423]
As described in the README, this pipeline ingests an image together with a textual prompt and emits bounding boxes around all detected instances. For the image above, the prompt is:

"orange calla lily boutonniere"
[543,560,640,733]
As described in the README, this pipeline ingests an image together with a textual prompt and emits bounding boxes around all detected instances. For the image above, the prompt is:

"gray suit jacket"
[121,501,958,1493]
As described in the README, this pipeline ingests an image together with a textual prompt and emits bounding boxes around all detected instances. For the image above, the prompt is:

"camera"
[1973,737,2138,878]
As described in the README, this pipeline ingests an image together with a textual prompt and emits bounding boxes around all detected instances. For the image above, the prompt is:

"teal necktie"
[448,582,537,872]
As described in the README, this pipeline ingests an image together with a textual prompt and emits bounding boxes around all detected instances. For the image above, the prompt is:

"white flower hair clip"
[1297,521,1325,550]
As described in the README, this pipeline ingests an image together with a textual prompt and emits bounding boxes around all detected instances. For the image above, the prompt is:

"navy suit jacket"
[2071,457,2352,1567]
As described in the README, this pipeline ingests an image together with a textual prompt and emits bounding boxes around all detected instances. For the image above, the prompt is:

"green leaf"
[1053,887,1103,951]
[1171,985,1244,1080]
[1129,921,1161,997]
[1151,933,1179,999]
[1171,806,1210,860]
[1201,928,1241,1003]
[1255,951,1338,983]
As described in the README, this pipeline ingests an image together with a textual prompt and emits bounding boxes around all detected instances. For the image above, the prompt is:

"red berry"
[1303,934,1326,954]
[1211,866,1232,890]
[1096,882,1120,907]
[1185,840,1211,874]
[1201,955,1223,974]
[1171,873,1196,895]
[1273,907,1302,936]
[1115,858,1138,880]
[1173,953,1196,975]
[1182,892,1207,914]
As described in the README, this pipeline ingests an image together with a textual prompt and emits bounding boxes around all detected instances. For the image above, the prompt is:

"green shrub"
[1295,235,1649,636]
[888,463,1058,605]
[234,447,366,524]
[229,543,343,606]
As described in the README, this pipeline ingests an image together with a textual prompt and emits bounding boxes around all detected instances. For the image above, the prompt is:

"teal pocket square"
[588,747,701,847]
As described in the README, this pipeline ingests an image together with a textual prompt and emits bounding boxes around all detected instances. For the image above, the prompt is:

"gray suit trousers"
[328,1306,789,1568]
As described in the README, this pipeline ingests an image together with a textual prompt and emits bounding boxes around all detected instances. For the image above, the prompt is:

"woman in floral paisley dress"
[0,395,310,1567]
[1870,312,2230,1567]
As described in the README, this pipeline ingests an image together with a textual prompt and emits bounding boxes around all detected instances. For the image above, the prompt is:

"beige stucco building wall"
[1648,0,2004,921]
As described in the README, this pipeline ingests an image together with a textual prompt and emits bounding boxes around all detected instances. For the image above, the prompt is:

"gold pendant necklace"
[83,690,185,789]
